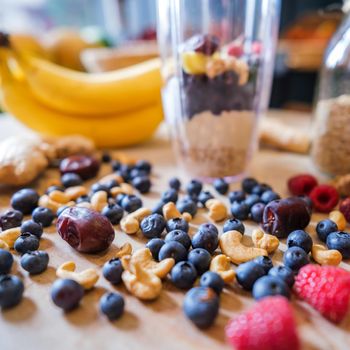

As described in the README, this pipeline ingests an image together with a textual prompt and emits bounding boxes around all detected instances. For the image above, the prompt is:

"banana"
[0,60,163,148]
[15,52,162,117]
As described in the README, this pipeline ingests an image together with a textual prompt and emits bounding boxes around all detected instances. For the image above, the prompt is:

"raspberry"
[339,197,350,223]
[309,184,339,213]
[294,264,350,323]
[287,174,318,196]
[225,296,300,350]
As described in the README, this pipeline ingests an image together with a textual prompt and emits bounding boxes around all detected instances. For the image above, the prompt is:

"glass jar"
[312,12,350,175]
[157,0,280,182]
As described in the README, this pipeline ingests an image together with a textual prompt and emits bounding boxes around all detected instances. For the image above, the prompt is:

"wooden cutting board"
[0,113,350,350]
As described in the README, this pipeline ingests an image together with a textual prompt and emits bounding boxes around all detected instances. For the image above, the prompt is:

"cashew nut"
[0,240,9,250]
[311,244,342,266]
[65,186,88,200]
[48,190,70,204]
[56,261,99,290]
[39,194,61,213]
[122,248,174,279]
[219,230,268,265]
[115,242,132,258]
[90,191,108,212]
[122,262,162,300]
[162,202,192,222]
[252,228,279,254]
[0,227,21,248]
[120,207,152,234]
[182,212,192,222]
[110,183,134,197]
[206,199,228,222]
[99,173,123,185]
[210,254,235,283]
[329,210,346,231]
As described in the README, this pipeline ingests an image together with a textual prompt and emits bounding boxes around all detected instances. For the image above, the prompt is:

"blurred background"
[0,0,346,111]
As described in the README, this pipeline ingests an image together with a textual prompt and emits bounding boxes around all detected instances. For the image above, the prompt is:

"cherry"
[59,155,100,180]
[56,207,114,253]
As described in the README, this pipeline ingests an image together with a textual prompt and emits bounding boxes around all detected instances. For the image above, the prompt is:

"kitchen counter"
[0,111,349,350]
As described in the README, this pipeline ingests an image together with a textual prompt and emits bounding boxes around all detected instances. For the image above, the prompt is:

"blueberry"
[116,167,131,182]
[169,177,181,191]
[132,176,151,194]
[200,271,224,295]
[101,152,111,163]
[251,183,272,196]
[152,201,165,215]
[213,178,229,195]
[187,248,211,275]
[135,160,152,174]
[316,219,338,242]
[165,230,191,250]
[32,207,55,227]
[171,261,197,289]
[11,188,39,215]
[192,224,219,254]
[161,189,178,203]
[20,250,49,274]
[61,173,83,188]
[116,193,127,206]
[57,206,69,217]
[100,292,125,320]
[140,214,166,239]
[252,275,291,301]
[104,179,119,190]
[101,203,124,225]
[223,218,245,234]
[268,265,295,288]
[183,287,219,329]
[20,220,43,239]
[244,194,261,209]
[103,258,123,284]
[0,210,23,230]
[326,231,350,259]
[236,261,266,290]
[229,190,246,203]
[158,241,187,263]
[120,195,142,213]
[253,256,273,274]
[90,183,110,195]
[0,275,24,308]
[198,191,214,207]
[231,201,249,220]
[111,160,121,171]
[242,177,258,194]
[0,249,13,274]
[146,238,165,260]
[261,190,280,204]
[46,185,65,195]
[283,246,309,272]
[186,179,202,197]
[76,195,90,204]
[250,203,265,223]
[14,233,40,255]
[177,198,197,217]
[166,217,189,233]
[130,168,148,180]
[287,230,313,254]
[51,279,84,311]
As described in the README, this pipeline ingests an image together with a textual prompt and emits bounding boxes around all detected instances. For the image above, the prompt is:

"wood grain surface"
[0,113,350,350]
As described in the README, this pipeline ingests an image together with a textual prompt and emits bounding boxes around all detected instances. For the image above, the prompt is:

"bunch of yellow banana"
[0,42,163,148]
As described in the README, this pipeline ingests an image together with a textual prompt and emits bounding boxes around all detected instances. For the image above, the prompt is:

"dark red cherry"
[60,155,100,180]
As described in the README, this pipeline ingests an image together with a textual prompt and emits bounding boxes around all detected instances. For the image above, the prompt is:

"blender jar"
[157,0,280,181]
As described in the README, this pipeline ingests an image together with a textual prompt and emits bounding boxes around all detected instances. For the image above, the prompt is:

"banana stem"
[0,32,10,48]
